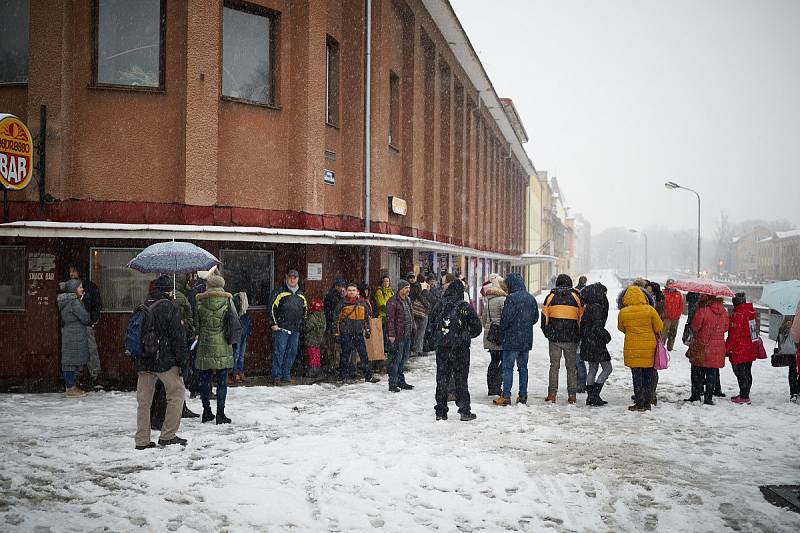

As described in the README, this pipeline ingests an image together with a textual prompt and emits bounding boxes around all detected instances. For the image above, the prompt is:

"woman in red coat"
[688,295,729,405]
[725,293,757,404]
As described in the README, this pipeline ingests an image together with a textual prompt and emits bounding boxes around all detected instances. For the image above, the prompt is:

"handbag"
[654,335,670,370]
[681,323,694,346]
[223,298,243,345]
[755,338,767,360]
[686,338,706,366]
[485,298,503,346]
[772,330,797,367]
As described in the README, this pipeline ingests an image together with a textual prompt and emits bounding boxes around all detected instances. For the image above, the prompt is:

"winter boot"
[399,383,414,390]
[181,402,200,418]
[585,384,596,406]
[389,385,401,393]
[545,393,556,403]
[517,394,528,405]
[365,374,380,384]
[567,394,577,404]
[460,412,477,421]
[65,387,87,398]
[158,436,188,447]
[493,396,511,406]
[135,442,156,450]
[435,412,448,421]
[201,407,215,423]
[594,382,608,406]
[216,410,231,425]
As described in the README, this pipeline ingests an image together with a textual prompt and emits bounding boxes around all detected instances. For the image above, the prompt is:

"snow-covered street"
[2,271,800,532]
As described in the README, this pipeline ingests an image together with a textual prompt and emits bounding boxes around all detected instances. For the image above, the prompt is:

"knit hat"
[197,266,219,280]
[398,279,410,290]
[489,273,505,289]
[153,275,172,293]
[64,278,82,292]
[334,278,347,287]
[205,274,225,289]
[732,292,747,306]
[310,297,324,312]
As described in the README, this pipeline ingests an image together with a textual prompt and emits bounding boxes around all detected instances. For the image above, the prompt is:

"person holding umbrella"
[686,294,729,405]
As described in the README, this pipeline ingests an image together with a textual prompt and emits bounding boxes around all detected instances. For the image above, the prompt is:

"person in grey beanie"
[386,279,415,392]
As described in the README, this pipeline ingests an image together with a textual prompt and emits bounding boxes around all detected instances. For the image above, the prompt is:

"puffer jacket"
[195,288,234,370]
[374,286,394,320]
[268,284,307,332]
[725,302,757,365]
[691,300,729,369]
[501,273,539,350]
[617,285,655,309]
[579,283,611,363]
[480,287,507,350]
[58,293,90,367]
[663,289,684,321]
[541,281,581,343]
[173,289,195,339]
[334,297,371,337]
[303,311,326,348]
[617,286,664,368]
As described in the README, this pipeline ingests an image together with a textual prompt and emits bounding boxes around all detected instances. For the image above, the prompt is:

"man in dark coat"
[494,272,539,405]
[68,264,103,387]
[134,275,189,449]
[579,282,612,406]
[268,270,308,384]
[385,279,414,392]
[427,279,482,421]
[541,274,584,403]
[322,278,347,373]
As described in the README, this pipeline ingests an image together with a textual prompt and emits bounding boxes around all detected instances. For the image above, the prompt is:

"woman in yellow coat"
[618,286,664,411]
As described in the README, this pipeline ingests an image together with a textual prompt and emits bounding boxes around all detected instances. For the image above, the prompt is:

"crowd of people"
[56,264,800,449]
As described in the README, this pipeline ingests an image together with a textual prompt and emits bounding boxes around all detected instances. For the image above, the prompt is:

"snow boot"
[545,393,556,403]
[181,402,200,418]
[594,382,608,406]
[389,385,401,393]
[216,410,231,425]
[435,413,448,421]
[201,407,215,423]
[365,374,380,384]
[399,383,414,390]
[65,387,87,398]
[460,412,477,422]
[585,384,596,406]
[493,396,511,406]
[158,436,188,447]
[135,442,156,450]
[567,394,577,404]
[517,394,528,405]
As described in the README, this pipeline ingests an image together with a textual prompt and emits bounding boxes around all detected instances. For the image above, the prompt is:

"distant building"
[757,230,800,281]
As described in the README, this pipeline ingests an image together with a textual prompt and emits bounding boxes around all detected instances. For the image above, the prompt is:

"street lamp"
[665,180,701,277]
[629,228,648,279]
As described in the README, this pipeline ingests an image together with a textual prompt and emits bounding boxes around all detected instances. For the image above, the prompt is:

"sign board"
[388,196,407,216]
[307,262,322,281]
[323,169,335,185]
[0,114,33,190]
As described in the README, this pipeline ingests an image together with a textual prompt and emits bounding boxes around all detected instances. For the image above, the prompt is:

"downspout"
[363,0,372,285]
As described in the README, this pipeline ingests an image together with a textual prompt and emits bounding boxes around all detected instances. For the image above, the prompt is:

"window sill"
[221,95,281,111]
[389,143,401,153]
[325,121,340,131]
[88,83,165,94]
[0,82,27,87]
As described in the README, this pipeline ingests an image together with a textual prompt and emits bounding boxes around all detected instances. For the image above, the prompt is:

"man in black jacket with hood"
[134,275,189,449]
[542,274,584,404]
[427,279,483,421]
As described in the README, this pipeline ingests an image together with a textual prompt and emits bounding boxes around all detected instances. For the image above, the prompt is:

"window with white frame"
[90,247,151,312]
[0,246,25,310]
[219,249,274,307]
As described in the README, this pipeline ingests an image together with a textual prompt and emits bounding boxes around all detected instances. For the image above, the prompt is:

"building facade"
[0,0,545,387]
[756,230,800,281]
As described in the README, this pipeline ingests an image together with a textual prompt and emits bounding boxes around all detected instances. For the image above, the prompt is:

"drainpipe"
[363,0,372,285]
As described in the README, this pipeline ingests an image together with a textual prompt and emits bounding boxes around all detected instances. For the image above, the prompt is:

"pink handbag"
[654,335,670,370]
[755,338,767,360]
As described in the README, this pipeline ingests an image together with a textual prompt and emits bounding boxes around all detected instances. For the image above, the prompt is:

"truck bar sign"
[0,114,34,190]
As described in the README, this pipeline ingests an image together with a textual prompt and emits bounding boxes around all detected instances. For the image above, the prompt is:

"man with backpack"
[428,279,483,421]
[541,274,584,404]
[130,275,189,449]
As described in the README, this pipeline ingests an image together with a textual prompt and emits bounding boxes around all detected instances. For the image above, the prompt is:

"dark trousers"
[631,367,654,407]
[487,349,502,395]
[435,346,471,416]
[150,379,167,429]
[690,365,719,401]
[789,361,799,395]
[732,362,753,398]
[199,369,228,412]
[339,333,370,380]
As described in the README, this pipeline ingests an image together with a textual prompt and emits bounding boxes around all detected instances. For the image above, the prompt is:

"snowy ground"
[2,270,800,532]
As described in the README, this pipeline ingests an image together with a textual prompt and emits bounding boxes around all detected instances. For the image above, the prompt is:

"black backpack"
[124,299,170,360]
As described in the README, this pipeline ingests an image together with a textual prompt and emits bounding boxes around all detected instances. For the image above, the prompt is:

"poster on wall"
[307,263,323,281]
[27,252,56,306]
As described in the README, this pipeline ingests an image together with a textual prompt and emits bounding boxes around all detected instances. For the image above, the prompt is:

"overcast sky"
[452,0,800,237]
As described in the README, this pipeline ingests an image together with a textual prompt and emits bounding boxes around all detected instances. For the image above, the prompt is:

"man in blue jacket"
[494,272,539,405]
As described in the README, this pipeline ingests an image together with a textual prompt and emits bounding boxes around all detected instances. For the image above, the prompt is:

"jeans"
[576,348,587,392]
[502,350,529,398]
[587,361,612,385]
[548,342,578,395]
[339,333,370,380]
[487,350,503,394]
[199,368,228,412]
[435,347,471,416]
[63,370,76,389]
[732,362,753,398]
[271,328,300,380]
[631,367,654,406]
[233,313,253,373]
[388,337,412,387]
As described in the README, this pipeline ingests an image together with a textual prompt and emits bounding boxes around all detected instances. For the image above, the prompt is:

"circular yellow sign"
[0,114,34,190]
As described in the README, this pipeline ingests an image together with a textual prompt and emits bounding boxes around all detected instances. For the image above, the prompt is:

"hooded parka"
[725,302,758,365]
[481,287,507,350]
[58,292,90,367]
[617,286,664,368]
[691,299,729,369]
[579,283,611,363]
[500,272,539,350]
[195,288,234,370]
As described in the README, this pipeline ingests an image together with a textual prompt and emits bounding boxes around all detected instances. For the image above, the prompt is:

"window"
[93,0,165,89]
[90,248,151,312]
[222,3,277,106]
[0,0,29,84]
[219,249,274,308]
[325,36,340,126]
[0,246,25,310]
[389,70,400,148]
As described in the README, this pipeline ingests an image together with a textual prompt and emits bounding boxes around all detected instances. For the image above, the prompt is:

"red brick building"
[0,0,544,388]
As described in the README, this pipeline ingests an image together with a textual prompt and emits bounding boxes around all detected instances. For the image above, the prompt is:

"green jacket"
[173,289,195,339]
[195,288,234,370]
[374,287,394,320]
[303,311,326,348]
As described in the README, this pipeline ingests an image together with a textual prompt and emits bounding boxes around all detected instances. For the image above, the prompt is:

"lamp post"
[629,228,648,279]
[665,180,701,277]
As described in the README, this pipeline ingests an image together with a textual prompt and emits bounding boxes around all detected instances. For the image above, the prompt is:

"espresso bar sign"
[0,114,33,190]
